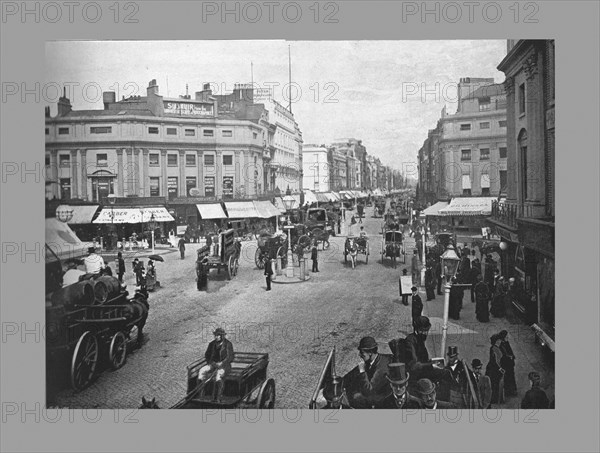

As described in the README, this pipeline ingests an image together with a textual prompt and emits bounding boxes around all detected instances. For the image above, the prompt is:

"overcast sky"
[45,40,507,170]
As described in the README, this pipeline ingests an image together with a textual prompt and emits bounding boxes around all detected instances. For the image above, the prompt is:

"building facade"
[491,40,555,348]
[302,145,330,192]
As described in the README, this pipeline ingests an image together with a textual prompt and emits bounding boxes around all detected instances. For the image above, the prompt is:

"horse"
[385,243,402,269]
[344,238,359,269]
[124,288,149,346]
[140,396,160,409]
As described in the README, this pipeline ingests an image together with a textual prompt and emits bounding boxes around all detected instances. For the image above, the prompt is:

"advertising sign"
[223,176,234,199]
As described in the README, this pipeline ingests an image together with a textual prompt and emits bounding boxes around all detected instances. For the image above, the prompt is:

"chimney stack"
[57,86,72,116]
[147,79,159,96]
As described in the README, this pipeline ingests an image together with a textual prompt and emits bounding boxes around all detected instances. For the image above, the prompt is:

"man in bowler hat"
[343,336,392,409]
[414,378,456,409]
[264,256,273,291]
[469,359,492,409]
[381,363,421,409]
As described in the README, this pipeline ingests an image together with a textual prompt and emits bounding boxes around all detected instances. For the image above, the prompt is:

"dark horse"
[140,397,160,409]
[385,243,402,269]
[124,288,149,346]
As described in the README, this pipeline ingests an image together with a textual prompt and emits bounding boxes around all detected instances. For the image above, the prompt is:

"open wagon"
[381,230,405,268]
[143,352,275,409]
[344,235,369,269]
[46,276,149,391]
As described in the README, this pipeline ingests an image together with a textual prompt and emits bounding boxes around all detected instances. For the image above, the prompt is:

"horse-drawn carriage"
[381,230,405,268]
[142,352,275,409]
[198,229,242,280]
[255,225,313,269]
[344,235,369,268]
[373,200,386,218]
[46,275,149,391]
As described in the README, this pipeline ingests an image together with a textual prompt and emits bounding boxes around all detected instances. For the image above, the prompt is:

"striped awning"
[438,197,496,216]
[93,207,174,224]
[196,203,228,220]
[66,205,100,224]
[224,201,260,218]
[316,192,330,203]
[303,190,319,205]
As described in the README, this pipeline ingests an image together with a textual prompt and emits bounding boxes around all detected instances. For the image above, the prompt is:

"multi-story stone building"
[491,40,555,350]
[302,145,329,192]
[327,145,347,191]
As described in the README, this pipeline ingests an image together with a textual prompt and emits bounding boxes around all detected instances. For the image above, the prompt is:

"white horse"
[344,238,359,269]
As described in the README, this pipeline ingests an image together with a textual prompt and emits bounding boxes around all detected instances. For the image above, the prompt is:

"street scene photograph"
[44,39,555,411]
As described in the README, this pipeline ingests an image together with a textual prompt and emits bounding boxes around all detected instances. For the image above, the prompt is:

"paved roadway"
[49,203,554,409]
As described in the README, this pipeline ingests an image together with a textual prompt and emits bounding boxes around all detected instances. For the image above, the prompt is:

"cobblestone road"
[50,204,554,409]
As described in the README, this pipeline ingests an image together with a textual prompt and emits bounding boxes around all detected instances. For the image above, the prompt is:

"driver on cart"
[198,327,234,402]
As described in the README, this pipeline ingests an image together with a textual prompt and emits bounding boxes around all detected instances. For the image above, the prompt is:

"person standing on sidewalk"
[178,236,186,259]
[474,274,491,323]
[486,334,505,406]
[469,359,492,409]
[521,371,549,409]
[399,269,410,306]
[425,264,436,301]
[264,257,273,291]
[441,346,469,408]
[116,252,125,283]
[470,257,482,303]
[311,243,319,273]
[498,330,517,397]
[411,286,423,327]
[411,250,420,285]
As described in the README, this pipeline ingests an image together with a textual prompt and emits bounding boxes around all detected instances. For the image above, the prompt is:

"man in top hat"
[343,336,392,409]
[469,359,492,409]
[414,378,456,409]
[441,346,469,408]
[521,371,550,409]
[198,327,234,402]
[404,316,446,389]
[83,246,105,275]
[381,363,421,409]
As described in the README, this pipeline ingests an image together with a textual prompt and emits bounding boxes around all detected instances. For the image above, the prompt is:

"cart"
[143,352,276,409]
[344,235,369,269]
[201,229,242,280]
[381,230,405,268]
[46,278,150,391]
[255,233,288,269]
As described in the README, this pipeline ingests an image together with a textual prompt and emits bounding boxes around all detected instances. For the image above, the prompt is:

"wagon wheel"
[70,331,99,391]
[256,378,276,409]
[227,255,234,280]
[109,331,127,370]
[255,249,265,269]
[233,257,240,276]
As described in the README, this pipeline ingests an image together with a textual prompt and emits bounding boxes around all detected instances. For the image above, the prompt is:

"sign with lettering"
[204,176,215,197]
[222,176,234,199]
[164,101,213,116]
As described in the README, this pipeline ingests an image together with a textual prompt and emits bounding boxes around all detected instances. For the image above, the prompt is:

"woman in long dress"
[498,330,517,397]
[485,334,505,406]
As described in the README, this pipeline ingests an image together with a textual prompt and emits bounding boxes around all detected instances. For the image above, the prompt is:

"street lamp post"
[440,244,461,361]
[150,213,156,255]
[107,194,116,251]
[282,191,296,278]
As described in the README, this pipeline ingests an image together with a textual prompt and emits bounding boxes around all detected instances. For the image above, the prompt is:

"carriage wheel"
[255,249,265,269]
[109,331,127,370]
[227,255,234,280]
[70,331,99,391]
[256,378,276,409]
[233,258,239,276]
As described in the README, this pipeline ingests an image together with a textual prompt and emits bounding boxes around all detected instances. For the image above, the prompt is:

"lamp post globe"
[499,241,508,251]
[55,205,74,223]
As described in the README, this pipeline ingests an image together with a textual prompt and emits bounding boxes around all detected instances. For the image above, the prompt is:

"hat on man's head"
[413,316,432,330]
[402,269,408,275]
[386,363,409,385]
[411,286,418,292]
[357,336,377,350]
[323,376,344,401]
[415,378,436,396]
[471,359,483,369]
[528,371,541,384]
[213,327,226,336]
[88,247,96,254]
[446,346,459,357]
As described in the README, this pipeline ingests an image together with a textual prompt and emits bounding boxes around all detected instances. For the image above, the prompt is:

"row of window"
[460,170,507,196]
[459,120,507,131]
[53,153,234,168]
[46,126,257,139]
[460,147,507,161]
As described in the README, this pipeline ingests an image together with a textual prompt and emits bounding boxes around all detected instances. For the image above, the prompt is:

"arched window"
[518,129,528,201]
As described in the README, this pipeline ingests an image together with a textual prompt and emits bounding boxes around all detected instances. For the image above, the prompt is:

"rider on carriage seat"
[198,327,234,402]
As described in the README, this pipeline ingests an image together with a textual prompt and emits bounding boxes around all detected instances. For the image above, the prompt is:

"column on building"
[235,150,243,197]
[141,149,148,197]
[70,149,79,199]
[125,148,133,196]
[116,148,124,197]
[179,150,186,196]
[80,149,88,200]
[134,148,141,196]
[525,52,545,214]
[197,149,204,195]
[216,149,222,198]
[49,150,59,199]
[160,149,167,198]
